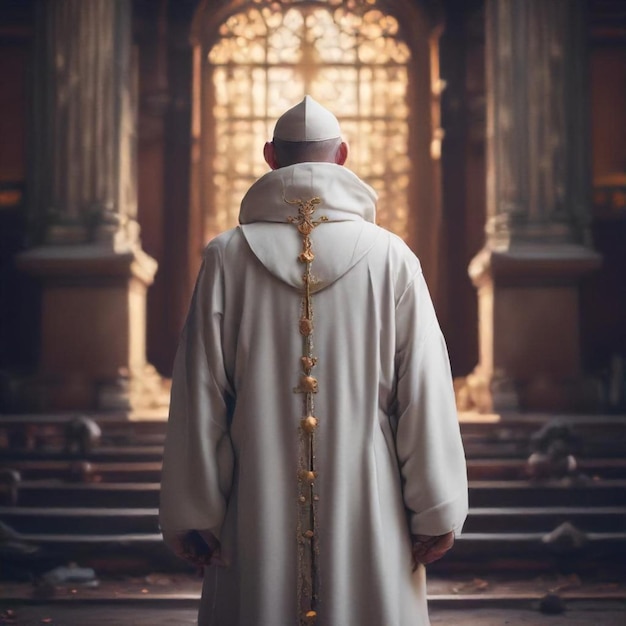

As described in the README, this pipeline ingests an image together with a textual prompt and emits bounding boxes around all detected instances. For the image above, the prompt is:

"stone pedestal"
[16,1,167,415]
[464,0,601,413]
[17,246,167,411]
[467,245,600,412]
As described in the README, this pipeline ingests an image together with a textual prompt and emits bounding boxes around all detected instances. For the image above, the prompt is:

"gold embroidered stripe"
[287,196,327,626]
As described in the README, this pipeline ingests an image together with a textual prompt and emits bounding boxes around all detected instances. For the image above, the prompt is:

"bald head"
[274,137,342,164]
[264,138,348,169]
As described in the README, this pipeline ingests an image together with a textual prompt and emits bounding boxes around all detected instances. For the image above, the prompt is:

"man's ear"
[335,141,348,166]
[264,142,280,170]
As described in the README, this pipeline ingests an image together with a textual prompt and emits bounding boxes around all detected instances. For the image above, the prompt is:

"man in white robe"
[159,96,468,626]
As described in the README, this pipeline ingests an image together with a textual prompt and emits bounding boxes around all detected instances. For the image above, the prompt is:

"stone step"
[461,416,626,458]
[2,414,625,456]
[8,530,624,576]
[0,506,160,534]
[464,442,626,459]
[462,506,626,533]
[468,480,626,508]
[4,532,184,574]
[458,413,626,430]
[2,412,624,429]
[0,460,162,482]
[466,458,626,480]
[2,505,624,536]
[3,573,625,609]
[0,415,166,448]
[6,479,625,509]
[0,413,167,430]
[0,446,165,463]
[428,536,626,576]
[13,482,161,508]
[2,431,625,462]
[3,444,625,465]
[3,457,626,483]
[449,532,626,560]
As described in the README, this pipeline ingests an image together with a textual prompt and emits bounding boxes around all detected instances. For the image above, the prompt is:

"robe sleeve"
[393,269,468,537]
[159,245,234,542]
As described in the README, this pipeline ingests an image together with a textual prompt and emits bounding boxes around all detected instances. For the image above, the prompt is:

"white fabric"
[160,163,468,626]
[273,95,342,142]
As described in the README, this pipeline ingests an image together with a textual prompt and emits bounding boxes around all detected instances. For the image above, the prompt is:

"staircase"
[1,413,625,578]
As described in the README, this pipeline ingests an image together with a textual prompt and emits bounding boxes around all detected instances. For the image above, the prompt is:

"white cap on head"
[273,95,341,142]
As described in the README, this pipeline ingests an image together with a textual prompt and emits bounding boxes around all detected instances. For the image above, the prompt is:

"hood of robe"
[239,162,381,293]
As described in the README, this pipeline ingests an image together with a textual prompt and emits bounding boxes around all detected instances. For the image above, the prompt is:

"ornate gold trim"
[287,196,327,625]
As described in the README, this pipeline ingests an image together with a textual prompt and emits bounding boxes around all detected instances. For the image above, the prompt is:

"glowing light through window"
[206,0,411,239]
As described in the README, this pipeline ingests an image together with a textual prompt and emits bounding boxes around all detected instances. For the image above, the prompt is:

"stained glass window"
[205,0,411,239]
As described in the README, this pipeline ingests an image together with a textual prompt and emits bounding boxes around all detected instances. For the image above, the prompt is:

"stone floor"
[1,603,625,625]
[1,572,624,625]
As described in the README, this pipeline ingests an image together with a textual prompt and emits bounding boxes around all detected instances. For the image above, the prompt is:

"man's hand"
[165,529,224,570]
[411,531,455,569]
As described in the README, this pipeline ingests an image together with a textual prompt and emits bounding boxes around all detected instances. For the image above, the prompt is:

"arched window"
[190,0,445,303]
[195,0,415,241]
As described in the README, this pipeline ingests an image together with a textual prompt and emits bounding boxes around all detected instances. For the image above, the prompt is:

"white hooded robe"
[159,162,468,626]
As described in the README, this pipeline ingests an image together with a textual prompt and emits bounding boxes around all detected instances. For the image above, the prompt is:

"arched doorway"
[189,0,445,305]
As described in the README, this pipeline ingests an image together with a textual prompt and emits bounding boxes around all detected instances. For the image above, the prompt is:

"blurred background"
[0,0,624,618]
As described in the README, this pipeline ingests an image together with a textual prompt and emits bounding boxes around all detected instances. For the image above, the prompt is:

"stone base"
[97,364,170,411]
[17,244,165,412]
[455,369,602,414]
[15,365,170,414]
[467,244,601,413]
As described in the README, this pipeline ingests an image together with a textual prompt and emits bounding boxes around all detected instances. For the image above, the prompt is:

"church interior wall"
[439,0,485,377]
[0,2,41,405]
[0,0,624,412]
[580,22,626,409]
[134,0,173,376]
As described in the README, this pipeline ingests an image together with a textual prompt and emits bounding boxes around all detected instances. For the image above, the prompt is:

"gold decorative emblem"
[301,356,317,371]
[295,375,318,394]
[299,249,315,263]
[299,318,314,336]
[298,469,317,483]
[286,196,326,625]
[301,416,318,433]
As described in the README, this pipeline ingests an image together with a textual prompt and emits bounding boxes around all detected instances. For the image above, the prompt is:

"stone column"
[464,0,601,413]
[17,0,167,414]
